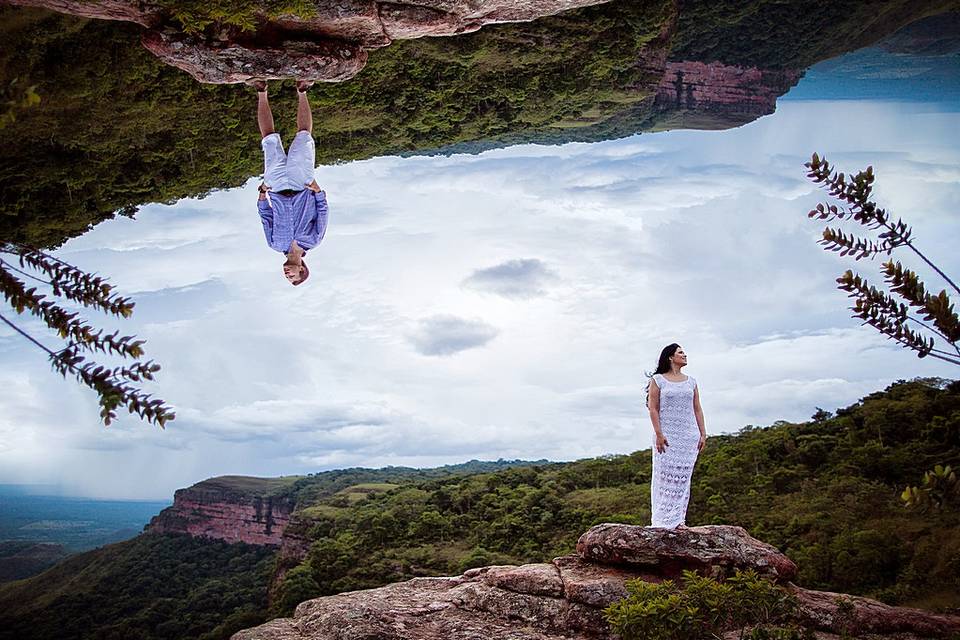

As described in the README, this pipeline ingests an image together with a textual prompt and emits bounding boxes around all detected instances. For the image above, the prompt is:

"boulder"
[140,30,368,84]
[553,554,657,608]
[233,574,602,640]
[481,563,565,597]
[787,585,960,638]
[576,523,799,582]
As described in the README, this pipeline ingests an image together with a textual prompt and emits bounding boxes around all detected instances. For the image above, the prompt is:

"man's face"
[283,264,305,285]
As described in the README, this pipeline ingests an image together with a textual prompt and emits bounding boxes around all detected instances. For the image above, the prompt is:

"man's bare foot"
[297,80,315,93]
[246,79,267,93]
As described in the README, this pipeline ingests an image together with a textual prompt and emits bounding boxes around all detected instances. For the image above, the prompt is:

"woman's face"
[670,346,688,368]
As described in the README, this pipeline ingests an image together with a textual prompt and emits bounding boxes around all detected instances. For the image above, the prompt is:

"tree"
[273,564,321,616]
[408,510,452,543]
[810,408,832,423]
[0,242,175,427]
[804,153,960,366]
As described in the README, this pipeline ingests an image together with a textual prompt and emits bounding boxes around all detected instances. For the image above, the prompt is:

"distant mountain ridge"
[0,491,170,565]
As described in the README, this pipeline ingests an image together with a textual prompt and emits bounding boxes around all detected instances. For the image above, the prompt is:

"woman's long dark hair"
[644,343,680,407]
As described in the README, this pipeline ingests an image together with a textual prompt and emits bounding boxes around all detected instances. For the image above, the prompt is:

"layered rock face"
[652,61,804,130]
[145,478,296,547]
[232,523,960,640]
[269,515,315,598]
[3,0,613,83]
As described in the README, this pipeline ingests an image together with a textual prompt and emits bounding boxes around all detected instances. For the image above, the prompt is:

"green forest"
[3,0,958,247]
[670,0,959,68]
[0,377,956,640]
[0,534,275,640]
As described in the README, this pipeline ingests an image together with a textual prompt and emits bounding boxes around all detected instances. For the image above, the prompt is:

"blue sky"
[1,54,958,500]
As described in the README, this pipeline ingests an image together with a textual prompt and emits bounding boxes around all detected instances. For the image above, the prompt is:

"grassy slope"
[191,475,304,496]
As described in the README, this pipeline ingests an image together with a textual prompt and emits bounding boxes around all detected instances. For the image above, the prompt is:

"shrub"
[604,568,807,640]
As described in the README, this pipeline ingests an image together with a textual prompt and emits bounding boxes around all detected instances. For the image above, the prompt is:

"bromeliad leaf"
[802,154,959,367]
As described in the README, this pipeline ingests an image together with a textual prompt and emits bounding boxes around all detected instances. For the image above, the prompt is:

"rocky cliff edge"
[231,523,960,640]
[3,0,612,83]
[145,475,298,546]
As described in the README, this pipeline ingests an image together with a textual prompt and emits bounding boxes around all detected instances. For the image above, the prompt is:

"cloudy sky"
[1,55,958,500]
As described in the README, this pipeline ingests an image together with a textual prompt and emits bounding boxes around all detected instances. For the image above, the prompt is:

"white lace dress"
[650,373,700,528]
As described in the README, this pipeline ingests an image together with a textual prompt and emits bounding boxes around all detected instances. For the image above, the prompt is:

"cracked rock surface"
[231,524,960,640]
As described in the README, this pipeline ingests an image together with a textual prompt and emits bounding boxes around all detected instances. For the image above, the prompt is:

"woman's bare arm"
[648,378,662,436]
[693,385,706,436]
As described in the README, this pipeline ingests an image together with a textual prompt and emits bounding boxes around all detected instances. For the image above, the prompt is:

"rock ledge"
[5,0,612,82]
[232,523,960,640]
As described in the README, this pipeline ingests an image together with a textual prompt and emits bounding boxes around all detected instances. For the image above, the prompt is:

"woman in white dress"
[646,343,706,529]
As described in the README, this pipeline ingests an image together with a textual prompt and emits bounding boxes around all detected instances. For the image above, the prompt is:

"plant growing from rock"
[0,77,40,128]
[155,0,318,34]
[902,464,959,513]
[832,595,858,639]
[604,568,811,640]
[803,153,960,366]
[0,242,175,427]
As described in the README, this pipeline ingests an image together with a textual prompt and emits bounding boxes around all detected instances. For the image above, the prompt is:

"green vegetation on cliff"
[606,569,811,640]
[155,0,316,34]
[192,475,304,497]
[0,0,671,247]
[670,0,960,68]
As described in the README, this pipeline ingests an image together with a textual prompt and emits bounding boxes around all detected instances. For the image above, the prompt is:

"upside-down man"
[251,79,329,286]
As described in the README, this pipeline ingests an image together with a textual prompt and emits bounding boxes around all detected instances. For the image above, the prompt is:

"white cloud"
[407,315,500,356]
[461,258,560,299]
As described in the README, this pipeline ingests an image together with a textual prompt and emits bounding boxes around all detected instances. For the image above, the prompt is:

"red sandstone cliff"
[651,60,804,131]
[145,476,298,547]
